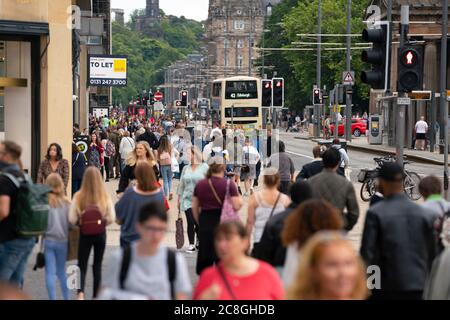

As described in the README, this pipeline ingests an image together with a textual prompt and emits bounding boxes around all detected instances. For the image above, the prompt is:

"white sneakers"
[186,244,196,253]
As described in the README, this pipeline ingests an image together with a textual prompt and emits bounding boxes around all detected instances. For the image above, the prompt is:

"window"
[237,39,244,48]
[212,82,222,97]
[225,80,258,99]
[237,55,243,70]
[234,21,245,30]
[224,55,229,67]
[224,39,229,48]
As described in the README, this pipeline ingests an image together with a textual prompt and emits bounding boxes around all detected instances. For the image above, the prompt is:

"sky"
[111,0,209,22]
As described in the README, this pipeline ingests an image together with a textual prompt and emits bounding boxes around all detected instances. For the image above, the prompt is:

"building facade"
[135,0,161,37]
[0,0,73,180]
[206,0,268,78]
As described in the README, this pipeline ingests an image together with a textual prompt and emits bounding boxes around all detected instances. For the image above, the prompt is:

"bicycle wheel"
[404,171,422,201]
[360,179,374,202]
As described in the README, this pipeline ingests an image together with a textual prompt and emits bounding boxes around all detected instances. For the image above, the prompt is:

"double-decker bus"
[197,98,210,120]
[211,76,262,130]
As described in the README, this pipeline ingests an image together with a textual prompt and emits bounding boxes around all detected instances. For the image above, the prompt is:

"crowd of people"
[0,109,450,301]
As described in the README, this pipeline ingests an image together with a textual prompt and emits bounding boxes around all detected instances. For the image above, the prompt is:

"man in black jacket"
[136,127,159,150]
[360,162,438,300]
[296,145,324,181]
[253,182,312,269]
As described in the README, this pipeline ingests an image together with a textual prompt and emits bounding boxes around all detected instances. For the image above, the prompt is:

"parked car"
[330,118,367,137]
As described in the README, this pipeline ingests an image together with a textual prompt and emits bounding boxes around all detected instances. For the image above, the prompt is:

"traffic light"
[361,24,389,90]
[272,78,284,107]
[397,45,423,93]
[313,88,321,105]
[149,92,155,106]
[180,90,188,107]
[261,79,272,107]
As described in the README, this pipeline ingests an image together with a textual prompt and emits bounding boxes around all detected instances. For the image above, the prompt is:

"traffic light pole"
[441,0,449,198]
[334,85,339,140]
[396,6,409,168]
[345,0,352,142]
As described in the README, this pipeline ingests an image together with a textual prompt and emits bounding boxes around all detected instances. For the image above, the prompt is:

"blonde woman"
[117,141,159,194]
[44,174,71,300]
[287,231,369,300]
[69,167,116,300]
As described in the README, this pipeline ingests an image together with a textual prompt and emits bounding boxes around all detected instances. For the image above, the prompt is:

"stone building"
[135,0,162,37]
[206,0,280,78]
[365,0,450,148]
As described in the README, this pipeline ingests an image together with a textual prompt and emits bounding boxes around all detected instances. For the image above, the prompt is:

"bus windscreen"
[225,81,258,99]
[224,107,259,118]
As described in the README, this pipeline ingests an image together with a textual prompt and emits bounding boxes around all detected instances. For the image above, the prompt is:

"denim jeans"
[0,237,36,286]
[160,165,173,197]
[44,239,69,300]
[72,179,82,197]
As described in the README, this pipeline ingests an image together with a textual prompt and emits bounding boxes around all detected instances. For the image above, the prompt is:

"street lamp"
[266,2,273,17]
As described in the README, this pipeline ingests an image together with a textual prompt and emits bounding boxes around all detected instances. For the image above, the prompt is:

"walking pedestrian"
[192,158,243,275]
[308,148,359,231]
[414,116,428,151]
[241,138,260,196]
[115,162,166,248]
[254,182,312,272]
[37,143,70,193]
[71,143,86,197]
[157,135,178,201]
[0,141,36,287]
[69,167,116,300]
[331,138,349,177]
[267,141,295,195]
[117,141,159,195]
[360,162,437,300]
[100,202,192,300]
[177,146,208,253]
[194,221,284,300]
[287,231,368,300]
[281,199,344,286]
[246,169,290,255]
[136,126,159,150]
[419,175,450,217]
[295,145,324,181]
[86,132,103,171]
[101,131,115,182]
[43,174,71,300]
[109,127,122,179]
[119,131,135,173]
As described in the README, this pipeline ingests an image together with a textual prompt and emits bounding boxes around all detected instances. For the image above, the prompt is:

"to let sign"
[88,55,128,87]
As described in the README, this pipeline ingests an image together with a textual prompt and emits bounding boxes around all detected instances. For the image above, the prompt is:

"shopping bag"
[171,156,180,173]
[175,211,184,250]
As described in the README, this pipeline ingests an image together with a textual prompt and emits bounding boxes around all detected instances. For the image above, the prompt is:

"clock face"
[236,9,242,15]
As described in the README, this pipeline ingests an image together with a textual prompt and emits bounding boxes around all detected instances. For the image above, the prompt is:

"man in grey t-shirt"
[267,141,295,194]
[99,202,192,300]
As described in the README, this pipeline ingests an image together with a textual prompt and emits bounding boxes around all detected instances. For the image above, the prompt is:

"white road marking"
[285,150,314,160]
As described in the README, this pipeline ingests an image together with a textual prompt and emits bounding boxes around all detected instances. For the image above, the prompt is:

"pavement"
[293,130,448,165]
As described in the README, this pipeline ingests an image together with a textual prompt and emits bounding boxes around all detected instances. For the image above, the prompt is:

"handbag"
[175,210,185,250]
[241,148,250,174]
[33,237,45,271]
[208,179,240,223]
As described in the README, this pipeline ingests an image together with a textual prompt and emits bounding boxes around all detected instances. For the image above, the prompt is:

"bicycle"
[358,155,422,202]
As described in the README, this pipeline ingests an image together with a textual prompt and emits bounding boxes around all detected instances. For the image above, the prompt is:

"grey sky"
[111,0,209,22]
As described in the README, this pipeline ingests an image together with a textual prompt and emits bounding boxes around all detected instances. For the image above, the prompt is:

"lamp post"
[262,2,273,79]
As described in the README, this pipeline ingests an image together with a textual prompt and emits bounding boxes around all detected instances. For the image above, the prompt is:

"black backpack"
[119,246,176,299]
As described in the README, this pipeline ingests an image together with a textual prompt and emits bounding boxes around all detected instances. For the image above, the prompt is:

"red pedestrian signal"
[397,46,423,93]
[261,79,272,107]
[272,78,284,107]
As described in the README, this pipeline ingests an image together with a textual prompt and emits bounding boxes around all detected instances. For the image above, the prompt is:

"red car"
[330,118,367,137]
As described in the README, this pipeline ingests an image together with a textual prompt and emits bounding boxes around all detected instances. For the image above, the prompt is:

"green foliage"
[259,0,370,113]
[112,13,204,106]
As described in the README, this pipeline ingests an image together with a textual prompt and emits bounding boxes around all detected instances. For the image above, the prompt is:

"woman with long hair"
[69,167,115,300]
[287,231,368,300]
[37,143,70,192]
[72,143,86,196]
[246,168,290,254]
[156,135,178,200]
[241,138,260,196]
[191,157,243,275]
[194,221,284,300]
[281,199,344,286]
[117,141,159,194]
[177,146,208,253]
[115,161,166,248]
[86,132,104,170]
[44,174,71,300]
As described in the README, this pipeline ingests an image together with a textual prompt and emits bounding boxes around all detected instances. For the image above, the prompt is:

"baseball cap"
[378,162,405,182]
